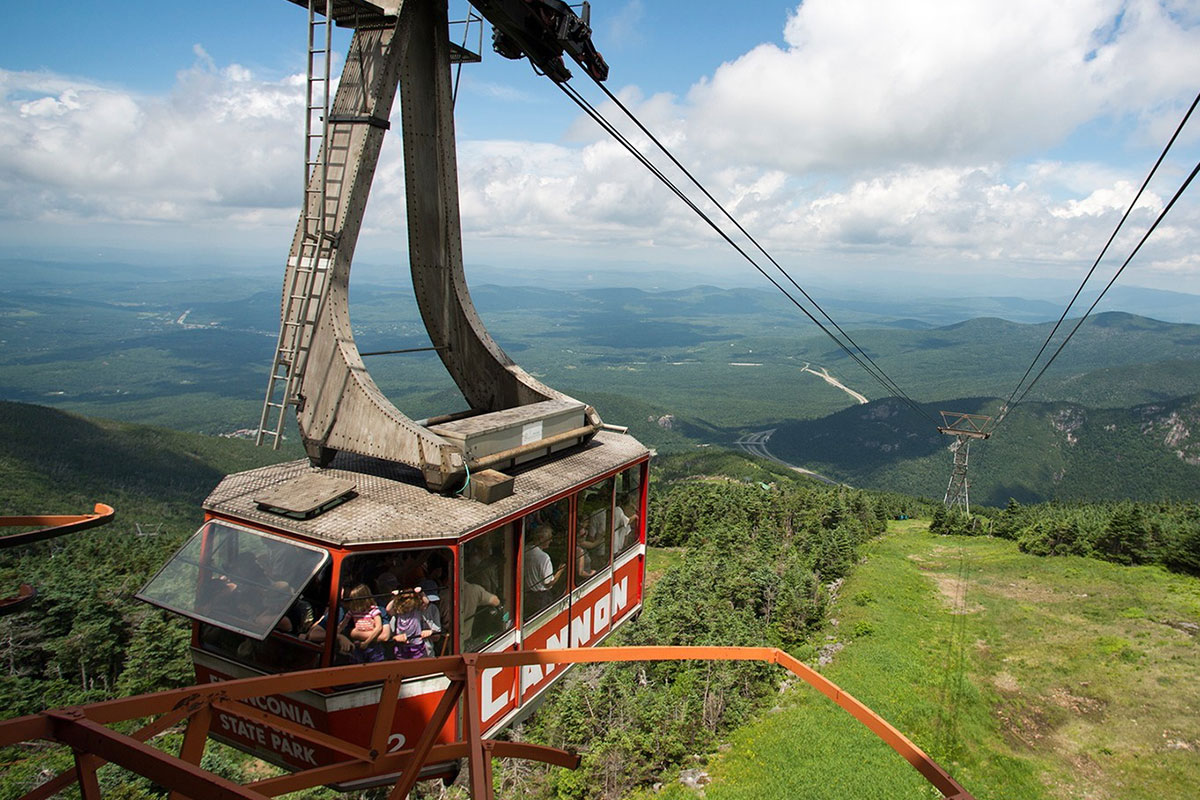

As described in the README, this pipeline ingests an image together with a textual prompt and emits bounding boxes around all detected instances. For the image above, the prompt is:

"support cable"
[555,80,938,426]
[996,157,1200,429]
[995,91,1200,427]
[590,81,912,415]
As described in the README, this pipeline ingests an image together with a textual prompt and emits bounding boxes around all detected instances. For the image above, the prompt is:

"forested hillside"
[5,257,1200,509]
[0,402,292,715]
[1,403,1198,800]
[768,393,1200,504]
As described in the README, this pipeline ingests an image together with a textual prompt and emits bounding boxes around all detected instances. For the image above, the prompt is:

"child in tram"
[344,583,387,662]
[387,588,432,659]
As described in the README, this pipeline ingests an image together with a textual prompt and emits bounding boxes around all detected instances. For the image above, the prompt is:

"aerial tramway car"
[137,426,647,780]
[136,0,648,784]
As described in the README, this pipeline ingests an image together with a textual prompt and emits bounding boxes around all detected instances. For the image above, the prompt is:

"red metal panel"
[518,608,571,703]
[610,551,642,625]
[327,682,456,760]
[569,575,612,648]
[476,640,521,733]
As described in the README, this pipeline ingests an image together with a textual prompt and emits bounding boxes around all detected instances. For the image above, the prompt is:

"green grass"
[644,546,685,591]
[654,521,1200,800]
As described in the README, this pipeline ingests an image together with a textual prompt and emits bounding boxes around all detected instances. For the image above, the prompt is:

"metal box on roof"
[427,399,587,467]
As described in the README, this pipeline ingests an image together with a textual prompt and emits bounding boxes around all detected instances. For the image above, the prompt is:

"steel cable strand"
[1001,158,1200,421]
[590,80,924,416]
[556,80,939,426]
[995,91,1200,428]
[560,82,933,421]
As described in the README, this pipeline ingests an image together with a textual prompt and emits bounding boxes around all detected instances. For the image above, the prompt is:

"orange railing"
[0,645,974,800]
[0,503,115,614]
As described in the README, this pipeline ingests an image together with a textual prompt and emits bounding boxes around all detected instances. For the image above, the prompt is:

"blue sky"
[3,1,1199,293]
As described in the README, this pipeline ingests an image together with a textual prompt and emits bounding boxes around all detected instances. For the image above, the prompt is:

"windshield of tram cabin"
[136,520,328,640]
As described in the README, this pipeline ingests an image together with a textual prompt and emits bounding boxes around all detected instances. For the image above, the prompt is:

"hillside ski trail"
[802,363,868,404]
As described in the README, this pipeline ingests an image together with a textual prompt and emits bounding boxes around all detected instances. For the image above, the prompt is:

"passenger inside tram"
[460,579,500,647]
[575,479,613,582]
[417,579,443,656]
[386,589,431,660]
[523,524,566,617]
[575,543,596,580]
[460,523,516,650]
[344,583,387,663]
[614,466,642,554]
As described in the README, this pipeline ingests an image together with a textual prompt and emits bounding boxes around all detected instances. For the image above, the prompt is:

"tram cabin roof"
[205,430,648,548]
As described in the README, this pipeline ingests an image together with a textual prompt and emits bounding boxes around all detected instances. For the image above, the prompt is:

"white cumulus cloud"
[1,0,1198,290]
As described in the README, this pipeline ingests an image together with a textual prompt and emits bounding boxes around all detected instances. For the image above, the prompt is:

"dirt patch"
[1046,686,1107,718]
[242,758,279,781]
[993,671,1020,693]
[1051,751,1108,800]
[995,698,1056,750]
[1161,730,1200,752]
[988,579,1062,604]
[932,574,983,614]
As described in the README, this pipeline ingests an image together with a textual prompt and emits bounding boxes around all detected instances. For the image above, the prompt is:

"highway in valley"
[734,430,841,486]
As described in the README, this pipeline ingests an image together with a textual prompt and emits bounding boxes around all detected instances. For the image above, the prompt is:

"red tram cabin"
[137,430,648,784]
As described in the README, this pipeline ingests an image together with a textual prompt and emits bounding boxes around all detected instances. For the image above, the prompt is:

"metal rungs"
[256,0,333,450]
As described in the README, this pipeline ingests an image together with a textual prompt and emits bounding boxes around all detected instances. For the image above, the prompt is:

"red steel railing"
[0,645,974,800]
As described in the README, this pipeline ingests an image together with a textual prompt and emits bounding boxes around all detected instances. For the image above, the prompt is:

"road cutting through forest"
[802,363,869,404]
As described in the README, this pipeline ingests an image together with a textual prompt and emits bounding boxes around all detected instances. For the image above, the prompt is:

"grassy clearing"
[654,521,1200,800]
[645,546,685,591]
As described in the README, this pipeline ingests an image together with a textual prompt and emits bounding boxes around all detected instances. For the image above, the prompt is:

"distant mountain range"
[3,258,1199,505]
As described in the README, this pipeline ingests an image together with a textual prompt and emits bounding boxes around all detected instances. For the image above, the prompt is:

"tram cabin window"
[613,465,642,556]
[575,478,614,583]
[460,522,516,651]
[522,498,569,620]
[336,547,453,665]
[136,520,329,672]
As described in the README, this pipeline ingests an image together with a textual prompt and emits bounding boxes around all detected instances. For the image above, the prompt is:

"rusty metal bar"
[388,676,465,800]
[74,753,102,800]
[481,740,495,795]
[490,740,580,769]
[47,710,268,800]
[76,657,461,724]
[0,504,116,547]
[461,655,490,800]
[169,705,212,800]
[19,767,80,800]
[11,704,195,800]
[3,647,973,800]
[772,650,964,798]
[369,673,405,757]
[177,705,211,765]
[0,714,52,746]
